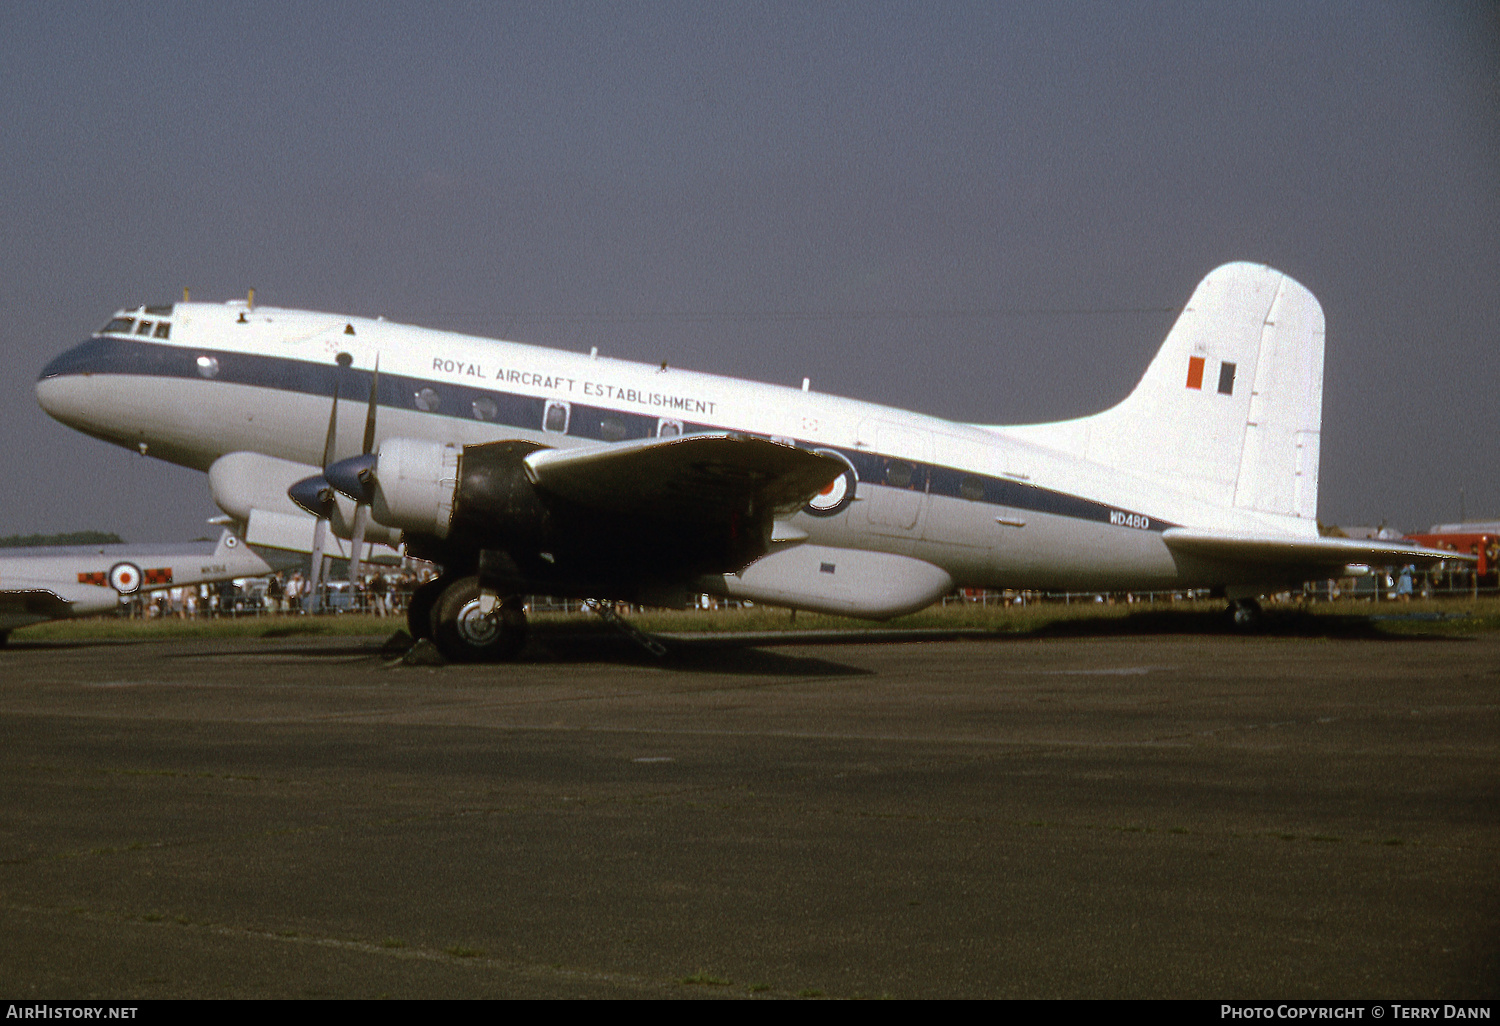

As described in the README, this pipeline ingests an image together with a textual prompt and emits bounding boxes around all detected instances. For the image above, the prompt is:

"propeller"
[344,357,380,593]
[288,352,355,613]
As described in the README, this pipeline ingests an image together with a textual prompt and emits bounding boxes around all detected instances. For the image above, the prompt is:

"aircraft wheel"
[430,575,527,662]
[1228,598,1264,630]
[407,578,445,640]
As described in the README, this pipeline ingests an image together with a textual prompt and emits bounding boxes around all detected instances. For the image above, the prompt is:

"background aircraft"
[36,263,1466,660]
[0,528,294,643]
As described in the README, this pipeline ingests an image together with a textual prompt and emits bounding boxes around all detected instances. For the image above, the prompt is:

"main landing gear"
[411,574,528,662]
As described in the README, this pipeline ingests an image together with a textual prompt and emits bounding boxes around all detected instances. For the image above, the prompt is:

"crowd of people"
[129,565,438,618]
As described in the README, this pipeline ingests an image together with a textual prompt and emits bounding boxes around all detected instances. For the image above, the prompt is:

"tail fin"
[1001,262,1325,529]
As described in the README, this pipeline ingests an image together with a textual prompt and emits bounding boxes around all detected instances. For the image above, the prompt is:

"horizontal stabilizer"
[525,433,845,520]
[1162,529,1475,571]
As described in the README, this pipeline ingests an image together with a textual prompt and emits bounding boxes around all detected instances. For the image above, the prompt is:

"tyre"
[430,576,527,662]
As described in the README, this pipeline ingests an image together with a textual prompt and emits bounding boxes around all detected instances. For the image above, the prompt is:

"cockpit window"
[153,322,171,339]
[101,318,134,335]
[135,321,154,336]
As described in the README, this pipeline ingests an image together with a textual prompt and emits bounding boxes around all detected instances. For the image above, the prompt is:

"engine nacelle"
[368,437,552,548]
[366,438,461,538]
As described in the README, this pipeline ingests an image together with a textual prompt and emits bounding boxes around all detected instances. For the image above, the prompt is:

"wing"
[1162,529,1475,572]
[0,589,82,632]
[523,433,845,520]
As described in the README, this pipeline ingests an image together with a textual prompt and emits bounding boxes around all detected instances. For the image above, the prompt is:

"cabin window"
[414,387,441,413]
[471,396,498,422]
[959,476,985,501]
[195,355,219,379]
[599,416,627,442]
[544,400,570,434]
[885,460,915,489]
[657,418,682,438]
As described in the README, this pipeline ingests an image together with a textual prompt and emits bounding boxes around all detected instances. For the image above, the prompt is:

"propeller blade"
[321,376,341,470]
[307,516,329,614]
[306,354,353,611]
[347,503,371,593]
[361,356,379,455]
[348,356,381,592]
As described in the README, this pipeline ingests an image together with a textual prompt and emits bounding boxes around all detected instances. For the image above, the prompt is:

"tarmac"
[0,623,1496,998]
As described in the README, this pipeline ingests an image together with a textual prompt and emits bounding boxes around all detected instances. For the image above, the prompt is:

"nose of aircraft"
[36,338,121,434]
[37,340,102,429]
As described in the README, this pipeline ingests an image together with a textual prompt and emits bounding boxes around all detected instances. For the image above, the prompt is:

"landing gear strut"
[428,575,528,662]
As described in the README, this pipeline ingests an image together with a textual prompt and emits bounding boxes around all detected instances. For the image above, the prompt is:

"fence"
[127,567,1498,621]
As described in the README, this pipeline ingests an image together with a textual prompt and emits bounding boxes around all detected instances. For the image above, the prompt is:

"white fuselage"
[38,299,1299,595]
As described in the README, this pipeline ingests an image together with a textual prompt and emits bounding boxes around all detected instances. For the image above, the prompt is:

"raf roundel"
[108,561,142,595]
[804,450,858,518]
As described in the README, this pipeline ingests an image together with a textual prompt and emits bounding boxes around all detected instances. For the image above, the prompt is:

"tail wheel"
[430,575,527,662]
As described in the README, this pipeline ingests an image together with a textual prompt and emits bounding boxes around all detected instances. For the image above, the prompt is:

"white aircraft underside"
[36,263,1466,657]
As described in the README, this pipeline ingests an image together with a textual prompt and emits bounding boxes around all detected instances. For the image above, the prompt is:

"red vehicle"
[1404,523,1498,577]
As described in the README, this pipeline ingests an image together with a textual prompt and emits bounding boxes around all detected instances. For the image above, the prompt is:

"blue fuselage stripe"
[40,336,1174,532]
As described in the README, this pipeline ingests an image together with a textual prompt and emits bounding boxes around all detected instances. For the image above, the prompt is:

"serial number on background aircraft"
[1109,510,1152,530]
[431,359,719,415]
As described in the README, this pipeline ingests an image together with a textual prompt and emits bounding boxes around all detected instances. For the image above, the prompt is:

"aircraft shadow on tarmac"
[531,633,877,677]
[389,607,1466,668]
[4,608,1468,672]
[130,627,878,678]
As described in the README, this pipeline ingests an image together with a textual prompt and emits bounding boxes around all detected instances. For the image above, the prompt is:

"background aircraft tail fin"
[1002,262,1324,530]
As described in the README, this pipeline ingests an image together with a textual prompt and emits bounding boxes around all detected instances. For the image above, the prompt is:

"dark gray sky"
[2,1,1496,540]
